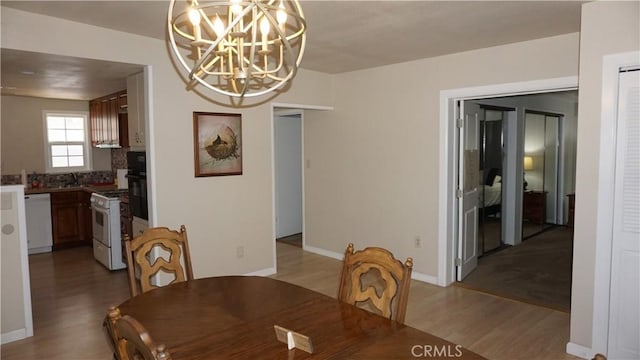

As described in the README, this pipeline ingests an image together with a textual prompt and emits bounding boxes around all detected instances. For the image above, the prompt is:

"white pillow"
[493,175,502,186]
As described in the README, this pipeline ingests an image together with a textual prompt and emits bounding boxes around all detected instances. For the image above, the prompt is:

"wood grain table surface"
[117,276,486,359]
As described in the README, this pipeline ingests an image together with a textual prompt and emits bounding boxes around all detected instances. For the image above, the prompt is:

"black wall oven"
[127,151,148,220]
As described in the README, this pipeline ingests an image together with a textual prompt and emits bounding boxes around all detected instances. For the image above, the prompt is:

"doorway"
[456,90,578,311]
[274,110,303,247]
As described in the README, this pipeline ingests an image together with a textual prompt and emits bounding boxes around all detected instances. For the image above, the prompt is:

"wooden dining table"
[117,276,486,359]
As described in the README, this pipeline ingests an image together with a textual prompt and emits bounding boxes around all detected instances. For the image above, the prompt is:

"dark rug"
[461,226,573,312]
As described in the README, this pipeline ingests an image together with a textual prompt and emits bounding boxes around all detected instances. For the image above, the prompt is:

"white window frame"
[42,110,92,173]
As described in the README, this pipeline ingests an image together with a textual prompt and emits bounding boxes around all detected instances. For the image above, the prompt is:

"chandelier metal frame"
[168,0,306,98]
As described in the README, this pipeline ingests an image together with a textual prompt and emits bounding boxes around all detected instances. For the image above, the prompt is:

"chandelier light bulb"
[188,7,202,40]
[260,16,270,35]
[230,0,242,15]
[277,1,287,25]
[188,7,201,25]
[260,16,270,52]
[213,14,225,37]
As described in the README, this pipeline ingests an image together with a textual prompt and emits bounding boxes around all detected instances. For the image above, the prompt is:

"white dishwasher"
[25,193,53,254]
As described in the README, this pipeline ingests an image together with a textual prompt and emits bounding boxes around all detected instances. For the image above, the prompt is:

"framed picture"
[193,112,242,177]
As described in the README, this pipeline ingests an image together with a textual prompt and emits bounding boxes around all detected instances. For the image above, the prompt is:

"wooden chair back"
[338,243,413,323]
[124,225,194,297]
[114,313,172,360]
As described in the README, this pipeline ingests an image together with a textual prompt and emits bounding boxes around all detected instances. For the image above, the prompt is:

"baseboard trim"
[244,267,276,277]
[566,342,591,359]
[303,245,343,260]
[303,245,439,286]
[1,328,28,345]
[411,271,439,286]
[28,246,52,255]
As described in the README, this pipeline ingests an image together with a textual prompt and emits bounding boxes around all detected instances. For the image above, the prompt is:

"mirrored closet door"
[522,111,561,239]
[478,108,504,255]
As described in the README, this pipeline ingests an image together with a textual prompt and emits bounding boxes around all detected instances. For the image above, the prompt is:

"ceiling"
[1,1,584,100]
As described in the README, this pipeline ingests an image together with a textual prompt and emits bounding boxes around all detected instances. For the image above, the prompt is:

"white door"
[607,69,640,359]
[457,101,481,280]
[274,114,303,239]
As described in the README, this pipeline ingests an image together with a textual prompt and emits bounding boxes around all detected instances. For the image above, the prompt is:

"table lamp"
[523,156,533,190]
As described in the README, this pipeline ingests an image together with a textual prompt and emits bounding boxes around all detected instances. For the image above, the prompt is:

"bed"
[479,168,502,218]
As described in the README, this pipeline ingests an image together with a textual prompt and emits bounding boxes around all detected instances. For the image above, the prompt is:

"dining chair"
[124,225,194,297]
[338,243,413,324]
[114,313,172,360]
[103,306,122,360]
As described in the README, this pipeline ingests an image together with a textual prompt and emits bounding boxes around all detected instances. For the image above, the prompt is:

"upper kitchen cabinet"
[126,72,146,149]
[89,90,128,148]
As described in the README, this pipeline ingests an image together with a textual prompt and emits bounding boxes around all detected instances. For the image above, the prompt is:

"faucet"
[70,172,79,186]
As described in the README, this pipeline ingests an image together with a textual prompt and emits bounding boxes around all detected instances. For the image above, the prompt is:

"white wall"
[570,0,640,352]
[1,95,112,174]
[303,33,580,278]
[0,7,334,277]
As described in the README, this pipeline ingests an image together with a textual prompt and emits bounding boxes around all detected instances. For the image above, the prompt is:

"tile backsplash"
[2,148,129,188]
[1,171,114,188]
[111,148,128,170]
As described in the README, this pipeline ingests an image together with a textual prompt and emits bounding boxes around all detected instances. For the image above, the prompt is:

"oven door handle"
[92,205,110,216]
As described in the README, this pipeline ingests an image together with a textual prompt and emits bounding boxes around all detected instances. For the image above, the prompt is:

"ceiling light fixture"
[168,0,306,98]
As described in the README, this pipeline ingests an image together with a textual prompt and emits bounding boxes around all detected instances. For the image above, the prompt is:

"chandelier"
[168,0,306,98]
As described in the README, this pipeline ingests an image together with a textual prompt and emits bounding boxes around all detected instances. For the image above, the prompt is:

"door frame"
[274,111,303,240]
[590,50,640,356]
[270,102,333,272]
[438,76,578,286]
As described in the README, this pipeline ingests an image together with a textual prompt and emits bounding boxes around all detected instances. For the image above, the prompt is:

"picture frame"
[193,112,242,177]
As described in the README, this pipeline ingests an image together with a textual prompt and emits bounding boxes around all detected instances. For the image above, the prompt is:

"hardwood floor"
[272,243,578,360]
[1,246,130,360]
[1,243,578,360]
[462,226,573,312]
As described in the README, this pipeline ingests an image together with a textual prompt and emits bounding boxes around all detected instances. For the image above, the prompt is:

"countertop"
[25,184,120,195]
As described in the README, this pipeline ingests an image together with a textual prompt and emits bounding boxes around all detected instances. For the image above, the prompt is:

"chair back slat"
[124,225,193,297]
[338,243,413,323]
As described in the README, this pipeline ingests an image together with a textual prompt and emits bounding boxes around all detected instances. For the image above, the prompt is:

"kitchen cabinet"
[51,191,92,250]
[89,90,128,148]
[80,191,93,243]
[126,72,145,149]
[25,193,53,254]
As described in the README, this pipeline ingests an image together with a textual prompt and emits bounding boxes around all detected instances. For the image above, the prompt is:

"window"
[43,111,91,172]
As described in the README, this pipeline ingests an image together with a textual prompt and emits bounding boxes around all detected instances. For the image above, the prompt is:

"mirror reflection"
[478,108,505,256]
[523,111,560,238]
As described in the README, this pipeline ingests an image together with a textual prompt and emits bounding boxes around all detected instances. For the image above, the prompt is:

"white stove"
[90,192,127,270]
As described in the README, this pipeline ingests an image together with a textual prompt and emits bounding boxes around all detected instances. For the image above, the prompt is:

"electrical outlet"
[236,246,244,258]
[414,236,422,248]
